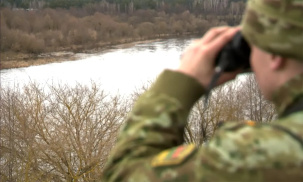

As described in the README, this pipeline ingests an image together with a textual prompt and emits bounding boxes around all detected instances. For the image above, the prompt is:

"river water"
[0,38,193,96]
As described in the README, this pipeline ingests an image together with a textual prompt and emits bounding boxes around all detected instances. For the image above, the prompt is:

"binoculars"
[214,31,251,72]
[205,31,251,106]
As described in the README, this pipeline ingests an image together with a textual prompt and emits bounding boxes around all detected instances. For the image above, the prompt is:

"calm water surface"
[1,38,193,95]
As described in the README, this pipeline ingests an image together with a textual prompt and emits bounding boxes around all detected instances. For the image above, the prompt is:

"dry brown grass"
[0,51,80,70]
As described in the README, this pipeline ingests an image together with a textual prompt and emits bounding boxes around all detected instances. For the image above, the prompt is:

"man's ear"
[269,55,285,70]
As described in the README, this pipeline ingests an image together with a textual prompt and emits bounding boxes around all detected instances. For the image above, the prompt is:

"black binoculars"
[214,31,251,72]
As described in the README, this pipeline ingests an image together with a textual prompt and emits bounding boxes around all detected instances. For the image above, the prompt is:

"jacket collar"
[272,73,303,117]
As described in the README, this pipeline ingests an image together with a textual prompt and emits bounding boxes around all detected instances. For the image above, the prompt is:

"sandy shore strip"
[0,39,162,70]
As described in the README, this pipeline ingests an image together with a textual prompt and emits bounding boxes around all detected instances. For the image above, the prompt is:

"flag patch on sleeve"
[151,144,196,167]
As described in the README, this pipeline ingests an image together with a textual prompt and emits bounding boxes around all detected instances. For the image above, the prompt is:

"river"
[0,38,194,96]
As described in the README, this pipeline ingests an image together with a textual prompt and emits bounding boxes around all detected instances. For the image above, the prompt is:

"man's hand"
[177,26,242,88]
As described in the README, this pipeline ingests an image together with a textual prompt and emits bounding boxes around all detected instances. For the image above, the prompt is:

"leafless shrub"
[1,22,12,51]
[0,82,129,181]
[154,21,169,36]
[39,30,64,49]
[10,13,31,32]
[136,22,154,38]
[171,20,183,35]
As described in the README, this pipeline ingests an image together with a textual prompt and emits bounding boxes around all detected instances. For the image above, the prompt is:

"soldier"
[102,0,303,181]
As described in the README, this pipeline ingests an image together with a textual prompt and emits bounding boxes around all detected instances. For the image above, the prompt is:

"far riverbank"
[0,38,167,70]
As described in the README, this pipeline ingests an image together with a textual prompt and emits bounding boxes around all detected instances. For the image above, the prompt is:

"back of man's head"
[241,0,303,62]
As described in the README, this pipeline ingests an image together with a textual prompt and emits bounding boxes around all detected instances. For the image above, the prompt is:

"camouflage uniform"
[241,0,303,61]
[102,0,303,181]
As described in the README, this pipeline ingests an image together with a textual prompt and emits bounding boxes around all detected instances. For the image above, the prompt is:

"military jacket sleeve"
[101,70,303,182]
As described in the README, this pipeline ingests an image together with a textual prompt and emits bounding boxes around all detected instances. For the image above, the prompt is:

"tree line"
[0,74,276,181]
[3,0,246,13]
[1,0,246,57]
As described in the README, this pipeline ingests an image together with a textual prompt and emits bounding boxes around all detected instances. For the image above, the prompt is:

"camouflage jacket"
[102,70,303,182]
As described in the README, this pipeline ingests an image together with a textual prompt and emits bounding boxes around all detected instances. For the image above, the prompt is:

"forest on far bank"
[2,0,247,12]
[1,0,246,59]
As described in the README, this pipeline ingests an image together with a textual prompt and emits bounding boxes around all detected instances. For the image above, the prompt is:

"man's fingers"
[207,27,240,55]
[183,26,235,55]
[200,26,229,44]
[178,26,242,88]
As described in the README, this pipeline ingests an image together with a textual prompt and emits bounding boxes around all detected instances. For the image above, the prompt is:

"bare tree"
[0,82,129,181]
[239,74,277,122]
[185,74,277,145]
